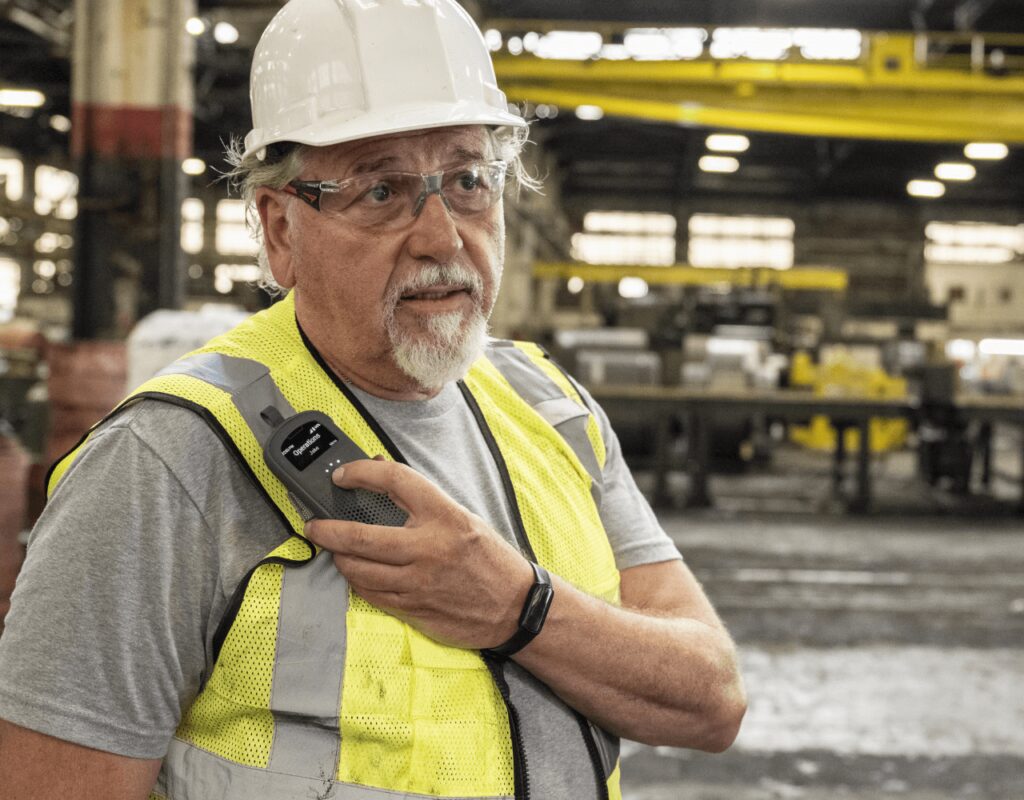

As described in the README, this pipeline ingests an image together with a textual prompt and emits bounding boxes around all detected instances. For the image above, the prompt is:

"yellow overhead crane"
[533,262,848,292]
[491,23,1024,143]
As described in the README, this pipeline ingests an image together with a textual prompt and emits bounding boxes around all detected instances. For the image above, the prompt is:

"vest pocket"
[339,603,515,796]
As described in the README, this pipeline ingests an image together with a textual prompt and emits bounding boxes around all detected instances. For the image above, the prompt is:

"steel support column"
[71,0,195,338]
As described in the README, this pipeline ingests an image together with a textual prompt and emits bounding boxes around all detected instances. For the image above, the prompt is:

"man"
[0,1,746,797]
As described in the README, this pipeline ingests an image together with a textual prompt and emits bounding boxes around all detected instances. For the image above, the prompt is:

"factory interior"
[0,1,1023,798]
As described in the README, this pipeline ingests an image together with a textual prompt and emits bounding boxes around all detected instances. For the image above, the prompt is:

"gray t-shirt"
[0,377,678,795]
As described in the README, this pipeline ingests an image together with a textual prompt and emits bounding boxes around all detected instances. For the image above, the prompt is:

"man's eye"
[365,182,395,203]
[455,172,483,191]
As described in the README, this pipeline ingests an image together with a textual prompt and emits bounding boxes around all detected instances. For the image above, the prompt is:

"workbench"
[588,386,1024,513]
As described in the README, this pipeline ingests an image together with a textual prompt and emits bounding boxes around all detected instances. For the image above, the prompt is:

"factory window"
[532,31,603,61]
[947,285,966,303]
[688,213,795,269]
[999,287,1013,304]
[708,28,862,62]
[924,221,1024,264]
[0,159,24,201]
[571,211,677,266]
[214,263,262,294]
[181,198,204,255]
[215,200,258,256]
[34,232,71,254]
[35,166,78,219]
[0,258,19,322]
[621,28,706,61]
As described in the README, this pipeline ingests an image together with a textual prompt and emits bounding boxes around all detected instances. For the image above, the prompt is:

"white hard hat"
[243,0,526,161]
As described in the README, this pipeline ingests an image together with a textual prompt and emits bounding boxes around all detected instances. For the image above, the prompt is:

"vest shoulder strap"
[485,340,606,504]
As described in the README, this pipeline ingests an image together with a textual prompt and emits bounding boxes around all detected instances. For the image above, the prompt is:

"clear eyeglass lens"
[318,162,505,227]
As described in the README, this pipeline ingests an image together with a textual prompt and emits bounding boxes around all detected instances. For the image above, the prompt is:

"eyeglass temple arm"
[283,182,322,211]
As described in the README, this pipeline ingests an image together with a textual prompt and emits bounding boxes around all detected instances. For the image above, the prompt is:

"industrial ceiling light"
[575,104,604,121]
[0,89,45,108]
[706,133,750,153]
[907,179,945,198]
[978,338,1024,357]
[699,155,740,173]
[945,339,976,361]
[484,29,502,52]
[618,277,649,299]
[934,162,976,181]
[963,142,1008,160]
[49,114,71,133]
[182,158,206,176]
[213,21,239,45]
[185,17,206,36]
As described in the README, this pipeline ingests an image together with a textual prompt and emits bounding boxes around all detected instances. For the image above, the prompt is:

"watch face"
[522,584,555,634]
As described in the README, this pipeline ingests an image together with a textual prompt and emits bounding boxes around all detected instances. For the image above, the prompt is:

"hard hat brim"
[244,101,526,162]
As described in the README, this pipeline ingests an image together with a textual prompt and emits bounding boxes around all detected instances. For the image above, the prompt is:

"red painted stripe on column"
[71,103,193,160]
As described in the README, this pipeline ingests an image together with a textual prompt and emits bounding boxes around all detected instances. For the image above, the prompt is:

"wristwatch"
[483,561,554,659]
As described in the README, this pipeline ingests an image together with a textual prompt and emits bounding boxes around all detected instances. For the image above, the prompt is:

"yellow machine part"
[789,352,910,453]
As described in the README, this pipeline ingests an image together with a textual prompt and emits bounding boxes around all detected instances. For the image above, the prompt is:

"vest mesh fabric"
[463,358,620,604]
[511,342,608,471]
[178,562,283,765]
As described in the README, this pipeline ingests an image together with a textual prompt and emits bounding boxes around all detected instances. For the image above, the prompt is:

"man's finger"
[332,554,413,594]
[305,519,414,565]
[332,459,454,518]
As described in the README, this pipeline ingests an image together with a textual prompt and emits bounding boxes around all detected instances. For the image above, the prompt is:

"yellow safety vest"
[48,293,623,800]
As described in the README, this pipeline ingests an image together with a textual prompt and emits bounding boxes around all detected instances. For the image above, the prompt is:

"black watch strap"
[483,561,554,659]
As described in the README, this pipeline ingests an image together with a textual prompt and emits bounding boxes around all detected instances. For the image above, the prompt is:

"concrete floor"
[620,441,1024,800]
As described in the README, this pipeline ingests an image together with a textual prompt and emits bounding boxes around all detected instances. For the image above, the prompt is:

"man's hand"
[304,458,534,649]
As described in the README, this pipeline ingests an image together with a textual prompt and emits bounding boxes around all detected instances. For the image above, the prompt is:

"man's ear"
[256,187,296,289]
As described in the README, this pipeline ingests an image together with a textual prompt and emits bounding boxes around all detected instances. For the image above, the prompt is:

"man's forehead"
[307,126,491,174]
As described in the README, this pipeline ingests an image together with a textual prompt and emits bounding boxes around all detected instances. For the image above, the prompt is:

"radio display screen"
[280,420,339,471]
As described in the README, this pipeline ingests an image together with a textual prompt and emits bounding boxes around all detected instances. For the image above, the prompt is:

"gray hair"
[222,125,538,296]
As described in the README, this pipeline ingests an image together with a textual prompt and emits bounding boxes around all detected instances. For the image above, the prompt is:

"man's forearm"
[512,572,747,751]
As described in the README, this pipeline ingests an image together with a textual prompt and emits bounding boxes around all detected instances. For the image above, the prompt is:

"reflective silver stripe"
[268,549,349,776]
[155,352,296,447]
[162,737,513,800]
[486,345,603,504]
[155,352,355,785]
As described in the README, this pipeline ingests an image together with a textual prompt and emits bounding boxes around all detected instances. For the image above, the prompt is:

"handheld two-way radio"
[260,407,407,527]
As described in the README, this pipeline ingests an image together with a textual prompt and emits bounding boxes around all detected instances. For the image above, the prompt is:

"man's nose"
[406,192,464,262]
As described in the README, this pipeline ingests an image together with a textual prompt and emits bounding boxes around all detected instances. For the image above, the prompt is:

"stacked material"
[127,306,250,390]
[0,429,29,631]
[45,341,127,469]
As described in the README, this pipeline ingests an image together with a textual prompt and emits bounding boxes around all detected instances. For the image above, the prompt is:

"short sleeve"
[575,382,682,570]
[0,409,220,758]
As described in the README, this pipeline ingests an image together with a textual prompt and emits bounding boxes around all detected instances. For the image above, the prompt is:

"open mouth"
[400,285,471,303]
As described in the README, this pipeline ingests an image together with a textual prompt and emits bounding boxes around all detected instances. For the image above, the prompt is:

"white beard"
[389,309,489,390]
[383,263,493,391]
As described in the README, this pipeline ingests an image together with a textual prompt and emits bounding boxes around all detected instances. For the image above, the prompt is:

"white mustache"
[389,263,483,303]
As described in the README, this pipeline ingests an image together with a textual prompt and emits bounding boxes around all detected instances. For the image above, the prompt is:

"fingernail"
[332,466,345,482]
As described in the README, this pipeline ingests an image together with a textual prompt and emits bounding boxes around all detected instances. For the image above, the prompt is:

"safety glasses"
[283,160,508,229]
